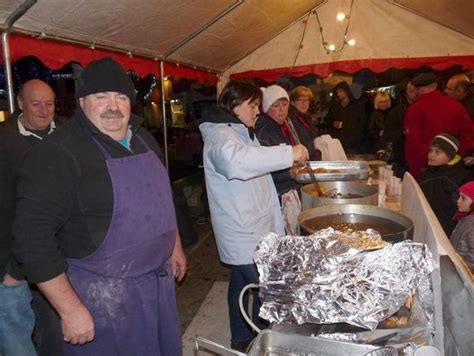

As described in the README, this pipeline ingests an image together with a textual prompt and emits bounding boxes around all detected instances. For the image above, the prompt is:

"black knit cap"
[76,57,136,104]
[430,133,459,160]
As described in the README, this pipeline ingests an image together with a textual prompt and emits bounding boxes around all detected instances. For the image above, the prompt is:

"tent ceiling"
[393,0,474,39]
[0,0,324,72]
[0,0,473,75]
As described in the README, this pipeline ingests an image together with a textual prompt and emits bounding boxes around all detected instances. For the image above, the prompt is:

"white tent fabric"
[225,0,474,78]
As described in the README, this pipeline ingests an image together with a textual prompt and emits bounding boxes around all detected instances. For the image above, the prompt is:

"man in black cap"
[403,72,474,176]
[12,57,187,355]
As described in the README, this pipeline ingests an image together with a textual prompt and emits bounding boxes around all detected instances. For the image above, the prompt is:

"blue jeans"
[0,281,36,356]
[228,264,268,343]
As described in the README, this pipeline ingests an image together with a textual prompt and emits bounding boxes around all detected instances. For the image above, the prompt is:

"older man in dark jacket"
[0,79,59,356]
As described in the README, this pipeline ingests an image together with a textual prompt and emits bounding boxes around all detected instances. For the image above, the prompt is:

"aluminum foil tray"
[295,161,369,183]
[247,330,381,356]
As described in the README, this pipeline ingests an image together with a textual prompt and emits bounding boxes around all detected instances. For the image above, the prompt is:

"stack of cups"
[378,165,402,204]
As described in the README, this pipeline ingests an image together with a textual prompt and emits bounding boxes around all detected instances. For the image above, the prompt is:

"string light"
[336,12,346,21]
[314,0,355,54]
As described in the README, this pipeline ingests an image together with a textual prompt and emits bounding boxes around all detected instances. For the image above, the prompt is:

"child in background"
[417,133,473,235]
[450,181,474,271]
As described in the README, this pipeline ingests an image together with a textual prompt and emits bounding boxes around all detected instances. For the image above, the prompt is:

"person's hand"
[290,164,299,179]
[2,273,22,287]
[463,156,474,166]
[170,236,187,282]
[292,144,309,164]
[61,303,95,345]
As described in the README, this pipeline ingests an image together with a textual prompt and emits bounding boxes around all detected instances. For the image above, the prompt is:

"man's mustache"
[101,109,124,118]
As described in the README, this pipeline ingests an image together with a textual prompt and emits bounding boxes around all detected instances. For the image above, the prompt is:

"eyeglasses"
[295,98,311,103]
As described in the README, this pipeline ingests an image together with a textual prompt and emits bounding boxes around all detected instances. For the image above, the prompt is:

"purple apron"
[63,134,181,355]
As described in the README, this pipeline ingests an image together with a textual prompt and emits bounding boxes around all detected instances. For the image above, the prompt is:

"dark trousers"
[31,287,63,356]
[227,264,267,343]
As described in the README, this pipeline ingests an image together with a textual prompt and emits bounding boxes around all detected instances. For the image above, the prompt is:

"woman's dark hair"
[218,80,262,114]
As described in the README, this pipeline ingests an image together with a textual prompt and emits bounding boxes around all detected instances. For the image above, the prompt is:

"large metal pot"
[301,181,378,210]
[299,204,413,243]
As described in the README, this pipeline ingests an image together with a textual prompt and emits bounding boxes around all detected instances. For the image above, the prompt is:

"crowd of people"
[1,57,473,355]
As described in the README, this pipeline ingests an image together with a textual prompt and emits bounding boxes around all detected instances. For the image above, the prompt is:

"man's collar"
[17,113,56,140]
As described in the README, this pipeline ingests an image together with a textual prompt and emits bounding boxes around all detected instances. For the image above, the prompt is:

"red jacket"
[404,90,474,176]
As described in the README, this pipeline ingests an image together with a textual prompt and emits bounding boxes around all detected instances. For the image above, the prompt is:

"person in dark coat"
[0,79,61,356]
[288,85,320,160]
[255,85,304,197]
[445,74,474,121]
[383,78,417,177]
[11,57,187,355]
[368,91,392,153]
[417,133,473,236]
[325,81,367,154]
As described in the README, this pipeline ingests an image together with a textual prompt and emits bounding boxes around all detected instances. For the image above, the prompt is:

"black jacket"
[368,109,391,152]
[384,101,408,164]
[254,114,295,196]
[12,109,163,284]
[0,115,62,279]
[326,99,367,154]
[416,160,473,235]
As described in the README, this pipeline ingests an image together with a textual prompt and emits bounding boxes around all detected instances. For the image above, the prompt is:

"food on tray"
[379,296,413,328]
[307,187,364,199]
[339,230,390,250]
[298,167,341,174]
[302,215,407,236]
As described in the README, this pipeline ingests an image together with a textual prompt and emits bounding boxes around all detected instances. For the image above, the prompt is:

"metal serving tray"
[295,161,369,183]
[247,330,382,355]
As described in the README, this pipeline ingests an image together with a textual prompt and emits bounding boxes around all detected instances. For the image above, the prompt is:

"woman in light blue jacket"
[199,81,308,351]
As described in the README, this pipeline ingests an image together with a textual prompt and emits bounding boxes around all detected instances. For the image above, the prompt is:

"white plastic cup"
[378,167,385,179]
[414,346,441,356]
[378,179,386,195]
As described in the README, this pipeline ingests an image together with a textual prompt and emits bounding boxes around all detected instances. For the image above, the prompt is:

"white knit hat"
[261,85,289,113]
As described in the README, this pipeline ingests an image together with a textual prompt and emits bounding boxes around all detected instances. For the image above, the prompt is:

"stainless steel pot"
[298,204,414,243]
[301,181,378,210]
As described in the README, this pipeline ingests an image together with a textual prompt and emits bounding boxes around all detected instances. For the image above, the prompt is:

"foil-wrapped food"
[254,229,434,330]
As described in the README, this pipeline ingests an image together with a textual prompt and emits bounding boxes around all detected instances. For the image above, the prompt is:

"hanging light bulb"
[347,39,356,46]
[328,44,336,51]
[336,12,346,21]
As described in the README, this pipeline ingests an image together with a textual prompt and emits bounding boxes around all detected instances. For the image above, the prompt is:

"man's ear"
[17,97,24,111]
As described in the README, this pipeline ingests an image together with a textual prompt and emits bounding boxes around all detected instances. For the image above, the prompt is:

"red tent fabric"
[1,34,217,85]
[230,55,474,82]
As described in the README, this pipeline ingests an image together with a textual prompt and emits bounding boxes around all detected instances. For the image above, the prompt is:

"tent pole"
[2,32,15,114]
[160,61,169,171]
[1,0,38,114]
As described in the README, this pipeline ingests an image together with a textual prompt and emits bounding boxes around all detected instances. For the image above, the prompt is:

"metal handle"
[193,336,246,356]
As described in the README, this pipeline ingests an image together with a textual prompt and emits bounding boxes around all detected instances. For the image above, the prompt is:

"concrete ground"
[176,220,230,332]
